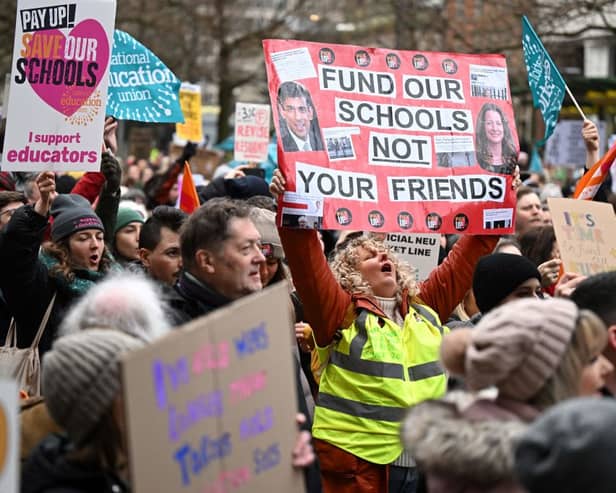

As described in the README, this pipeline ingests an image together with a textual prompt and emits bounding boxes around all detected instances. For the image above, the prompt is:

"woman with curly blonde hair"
[270,170,503,493]
[330,234,417,306]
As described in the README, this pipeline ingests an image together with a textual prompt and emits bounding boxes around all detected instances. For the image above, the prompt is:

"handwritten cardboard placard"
[0,380,18,493]
[123,282,304,493]
[176,82,203,143]
[385,233,440,281]
[548,197,616,276]
[234,102,271,163]
[2,0,116,172]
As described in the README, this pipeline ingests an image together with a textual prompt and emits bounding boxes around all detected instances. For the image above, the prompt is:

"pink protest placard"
[263,39,518,234]
[2,0,116,172]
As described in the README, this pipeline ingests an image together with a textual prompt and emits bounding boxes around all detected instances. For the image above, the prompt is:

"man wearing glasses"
[277,81,325,152]
[0,191,26,232]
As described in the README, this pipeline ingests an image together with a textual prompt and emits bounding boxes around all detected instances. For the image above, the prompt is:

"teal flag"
[522,16,565,146]
[106,30,184,123]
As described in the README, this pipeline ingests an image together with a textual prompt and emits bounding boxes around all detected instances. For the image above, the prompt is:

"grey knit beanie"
[50,194,104,242]
[465,297,578,401]
[249,207,284,259]
[42,329,144,446]
[515,398,616,493]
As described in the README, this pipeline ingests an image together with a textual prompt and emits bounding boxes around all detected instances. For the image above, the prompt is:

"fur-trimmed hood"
[402,392,529,488]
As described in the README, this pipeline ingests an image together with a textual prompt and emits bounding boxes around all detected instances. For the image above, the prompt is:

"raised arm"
[279,228,352,347]
[582,119,599,169]
[417,234,498,322]
[144,142,197,209]
[418,167,522,321]
[96,152,122,244]
[271,170,352,347]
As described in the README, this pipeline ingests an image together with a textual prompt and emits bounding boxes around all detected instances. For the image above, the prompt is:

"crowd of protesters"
[0,110,615,493]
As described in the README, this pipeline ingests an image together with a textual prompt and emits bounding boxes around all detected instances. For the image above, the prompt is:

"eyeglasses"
[0,208,17,220]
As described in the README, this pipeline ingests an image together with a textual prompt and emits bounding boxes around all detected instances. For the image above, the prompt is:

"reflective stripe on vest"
[410,302,445,335]
[318,392,407,422]
[329,311,406,380]
[329,351,405,379]
[328,309,444,381]
[408,360,444,381]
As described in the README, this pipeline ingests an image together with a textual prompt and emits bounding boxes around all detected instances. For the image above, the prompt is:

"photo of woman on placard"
[475,102,517,174]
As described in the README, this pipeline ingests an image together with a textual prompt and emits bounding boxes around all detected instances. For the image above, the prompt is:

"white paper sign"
[234,102,270,163]
[270,48,317,82]
[544,120,607,168]
[2,0,117,172]
[385,233,440,281]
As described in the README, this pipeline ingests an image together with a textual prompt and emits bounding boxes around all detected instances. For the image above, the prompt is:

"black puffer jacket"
[22,433,129,493]
[167,271,231,325]
[0,205,116,357]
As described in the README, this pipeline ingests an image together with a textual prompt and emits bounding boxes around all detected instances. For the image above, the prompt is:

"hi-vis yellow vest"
[313,304,448,464]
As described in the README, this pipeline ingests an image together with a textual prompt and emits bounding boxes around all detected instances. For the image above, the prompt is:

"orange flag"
[179,161,200,214]
[573,141,616,200]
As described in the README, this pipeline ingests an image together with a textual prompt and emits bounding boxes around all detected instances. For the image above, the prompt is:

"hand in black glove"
[101,151,122,193]
[179,141,197,163]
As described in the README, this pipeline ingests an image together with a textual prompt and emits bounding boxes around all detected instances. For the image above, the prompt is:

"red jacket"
[71,172,106,204]
[279,229,498,347]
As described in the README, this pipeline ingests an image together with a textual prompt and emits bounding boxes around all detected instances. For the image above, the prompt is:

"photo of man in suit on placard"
[277,81,325,152]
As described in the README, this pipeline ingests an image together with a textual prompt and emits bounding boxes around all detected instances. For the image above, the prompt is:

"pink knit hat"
[465,297,579,401]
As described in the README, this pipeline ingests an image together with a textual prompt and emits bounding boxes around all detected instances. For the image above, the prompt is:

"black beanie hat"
[50,194,104,242]
[226,175,271,199]
[472,253,541,314]
[199,175,272,202]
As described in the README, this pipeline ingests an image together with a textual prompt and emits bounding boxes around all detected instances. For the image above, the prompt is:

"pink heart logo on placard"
[27,19,109,117]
